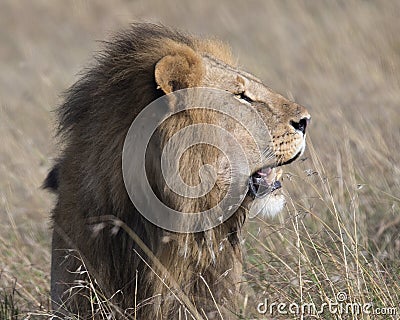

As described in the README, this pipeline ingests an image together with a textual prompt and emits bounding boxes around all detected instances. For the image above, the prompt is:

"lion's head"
[141,33,311,226]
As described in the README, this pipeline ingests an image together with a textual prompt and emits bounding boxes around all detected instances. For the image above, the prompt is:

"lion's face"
[201,54,310,217]
[154,40,310,219]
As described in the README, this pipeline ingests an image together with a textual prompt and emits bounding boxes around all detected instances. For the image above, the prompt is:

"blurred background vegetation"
[0,1,399,319]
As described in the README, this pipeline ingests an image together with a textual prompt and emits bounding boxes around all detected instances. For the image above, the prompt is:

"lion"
[44,23,310,319]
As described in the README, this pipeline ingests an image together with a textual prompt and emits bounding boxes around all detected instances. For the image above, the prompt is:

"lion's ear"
[155,45,204,94]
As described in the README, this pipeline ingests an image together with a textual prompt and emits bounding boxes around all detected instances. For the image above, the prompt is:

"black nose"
[290,117,309,134]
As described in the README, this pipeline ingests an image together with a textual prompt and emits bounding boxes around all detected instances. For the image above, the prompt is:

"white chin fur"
[248,194,285,219]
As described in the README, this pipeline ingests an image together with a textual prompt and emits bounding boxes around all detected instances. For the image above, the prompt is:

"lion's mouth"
[248,166,283,198]
[247,147,304,198]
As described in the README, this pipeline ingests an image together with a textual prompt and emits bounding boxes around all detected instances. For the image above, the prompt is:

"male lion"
[45,23,310,319]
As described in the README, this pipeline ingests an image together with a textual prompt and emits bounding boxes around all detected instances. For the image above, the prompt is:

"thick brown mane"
[46,23,244,319]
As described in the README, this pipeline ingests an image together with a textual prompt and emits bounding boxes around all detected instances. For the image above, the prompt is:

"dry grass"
[0,1,399,319]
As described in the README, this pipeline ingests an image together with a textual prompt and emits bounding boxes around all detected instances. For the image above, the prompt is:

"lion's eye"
[237,92,253,103]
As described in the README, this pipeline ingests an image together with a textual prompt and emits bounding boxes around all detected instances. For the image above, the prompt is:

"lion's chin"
[248,193,285,219]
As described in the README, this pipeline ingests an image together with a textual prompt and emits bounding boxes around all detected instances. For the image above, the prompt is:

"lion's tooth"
[276,168,283,181]
[262,167,273,184]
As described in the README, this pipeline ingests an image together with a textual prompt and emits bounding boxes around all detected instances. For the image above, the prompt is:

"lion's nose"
[290,116,310,135]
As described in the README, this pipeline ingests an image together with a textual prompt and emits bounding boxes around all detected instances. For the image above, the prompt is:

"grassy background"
[0,1,399,318]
